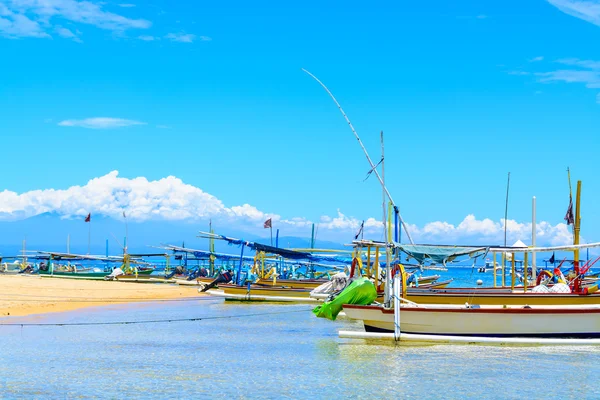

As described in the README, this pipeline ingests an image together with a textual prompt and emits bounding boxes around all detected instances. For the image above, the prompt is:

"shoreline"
[0,274,206,317]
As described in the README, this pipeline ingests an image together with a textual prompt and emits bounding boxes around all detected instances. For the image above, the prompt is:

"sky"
[1,0,600,247]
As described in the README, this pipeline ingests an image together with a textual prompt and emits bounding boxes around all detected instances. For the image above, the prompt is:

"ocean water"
[1,295,600,399]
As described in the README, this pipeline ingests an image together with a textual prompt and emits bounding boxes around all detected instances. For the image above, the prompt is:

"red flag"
[85,213,91,223]
[263,218,272,229]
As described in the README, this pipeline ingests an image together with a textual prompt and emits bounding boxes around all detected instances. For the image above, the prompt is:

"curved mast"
[302,68,414,244]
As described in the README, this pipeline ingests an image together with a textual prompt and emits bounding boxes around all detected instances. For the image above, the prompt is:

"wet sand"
[0,274,204,317]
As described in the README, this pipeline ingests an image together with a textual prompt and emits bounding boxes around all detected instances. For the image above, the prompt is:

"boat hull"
[343,304,600,338]
[217,284,313,298]
[39,269,154,280]
[404,289,600,306]
[254,278,326,289]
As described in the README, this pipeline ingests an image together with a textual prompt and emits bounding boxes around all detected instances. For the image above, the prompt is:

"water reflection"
[0,299,599,399]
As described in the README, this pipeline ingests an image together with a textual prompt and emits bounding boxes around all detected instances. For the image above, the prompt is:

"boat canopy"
[394,244,489,266]
[197,232,352,264]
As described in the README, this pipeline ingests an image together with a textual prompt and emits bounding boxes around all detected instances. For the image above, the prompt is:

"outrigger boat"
[346,240,600,306]
[302,70,600,344]
[340,265,600,344]
[33,251,155,281]
[337,182,600,344]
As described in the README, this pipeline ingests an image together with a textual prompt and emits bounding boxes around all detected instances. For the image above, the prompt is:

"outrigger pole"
[302,69,414,245]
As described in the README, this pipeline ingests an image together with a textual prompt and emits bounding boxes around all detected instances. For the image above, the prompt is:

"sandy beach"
[0,274,205,317]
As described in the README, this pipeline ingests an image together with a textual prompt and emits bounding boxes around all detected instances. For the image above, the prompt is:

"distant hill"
[0,213,344,257]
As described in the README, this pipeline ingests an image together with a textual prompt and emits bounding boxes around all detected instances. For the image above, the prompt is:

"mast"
[504,172,510,248]
[381,131,391,305]
[574,180,582,293]
[532,196,537,282]
[209,220,215,275]
[302,69,414,244]
[502,172,510,287]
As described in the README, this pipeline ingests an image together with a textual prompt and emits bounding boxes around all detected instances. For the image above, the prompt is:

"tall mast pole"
[381,131,391,305]
[573,180,582,293]
[532,196,537,282]
[504,172,510,248]
[302,69,414,244]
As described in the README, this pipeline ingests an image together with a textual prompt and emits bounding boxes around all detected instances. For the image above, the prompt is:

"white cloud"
[55,25,81,42]
[118,3,136,7]
[547,0,600,27]
[0,4,49,38]
[510,57,600,104]
[165,32,196,43]
[408,214,575,247]
[457,15,488,20]
[138,34,155,41]
[0,172,579,247]
[0,0,151,39]
[530,56,544,62]
[557,58,600,69]
[58,117,146,129]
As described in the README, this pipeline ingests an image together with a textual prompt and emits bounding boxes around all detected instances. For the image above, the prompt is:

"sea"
[1,267,599,399]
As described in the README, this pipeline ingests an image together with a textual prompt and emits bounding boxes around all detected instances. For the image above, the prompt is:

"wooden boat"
[207,285,318,303]
[342,303,600,338]
[39,269,154,280]
[403,286,600,305]
[254,278,326,289]
[412,275,439,285]
[214,284,313,298]
[175,277,214,286]
[213,278,454,303]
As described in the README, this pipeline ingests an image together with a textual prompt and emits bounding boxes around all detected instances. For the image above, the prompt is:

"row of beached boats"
[4,191,600,346]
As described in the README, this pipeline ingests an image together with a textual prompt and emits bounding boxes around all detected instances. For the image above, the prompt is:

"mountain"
[0,213,343,256]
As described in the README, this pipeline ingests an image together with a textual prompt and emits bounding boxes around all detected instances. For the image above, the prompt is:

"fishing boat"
[342,302,600,338]
[34,251,155,281]
[208,285,319,303]
[339,264,600,344]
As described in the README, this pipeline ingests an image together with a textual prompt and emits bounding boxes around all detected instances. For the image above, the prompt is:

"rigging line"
[301,68,414,245]
[0,296,217,303]
[0,308,314,327]
[363,157,383,182]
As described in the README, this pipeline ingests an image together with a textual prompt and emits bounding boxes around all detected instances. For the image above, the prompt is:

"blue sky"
[1,0,600,246]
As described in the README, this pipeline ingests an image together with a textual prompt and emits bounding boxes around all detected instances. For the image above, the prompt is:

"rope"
[0,296,215,303]
[0,308,313,327]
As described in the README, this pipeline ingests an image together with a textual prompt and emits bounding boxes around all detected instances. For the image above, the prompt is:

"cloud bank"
[0,0,151,39]
[0,171,577,246]
[548,0,600,27]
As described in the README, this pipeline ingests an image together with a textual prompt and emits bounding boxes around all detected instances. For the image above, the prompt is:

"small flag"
[354,220,364,240]
[123,211,127,219]
[564,195,574,225]
[85,213,91,223]
[549,253,555,264]
[263,218,272,229]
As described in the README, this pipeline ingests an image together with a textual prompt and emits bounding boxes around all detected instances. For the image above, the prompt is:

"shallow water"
[1,295,600,399]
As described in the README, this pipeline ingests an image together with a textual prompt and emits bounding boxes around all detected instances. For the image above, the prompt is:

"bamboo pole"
[574,180,582,293]
[381,131,390,305]
[523,252,528,293]
[511,253,516,291]
[493,252,497,288]
[302,69,414,244]
[502,253,506,287]
[532,196,537,282]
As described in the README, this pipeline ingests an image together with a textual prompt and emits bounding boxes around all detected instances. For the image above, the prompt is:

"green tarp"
[312,278,377,321]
